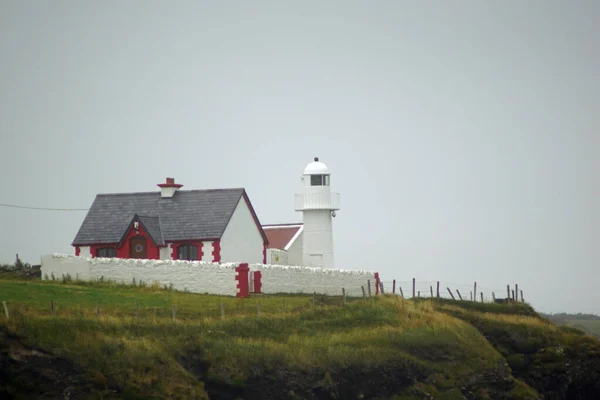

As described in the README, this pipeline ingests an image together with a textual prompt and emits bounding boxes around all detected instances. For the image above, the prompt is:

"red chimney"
[157,177,183,198]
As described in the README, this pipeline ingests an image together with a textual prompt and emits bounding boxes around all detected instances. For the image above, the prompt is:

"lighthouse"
[294,157,340,269]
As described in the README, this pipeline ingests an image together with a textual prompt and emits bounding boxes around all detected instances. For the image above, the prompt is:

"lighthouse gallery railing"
[294,192,340,211]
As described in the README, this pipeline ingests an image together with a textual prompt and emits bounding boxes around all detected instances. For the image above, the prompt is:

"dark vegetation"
[1,276,599,399]
[0,255,40,280]
[542,313,600,322]
[431,299,600,400]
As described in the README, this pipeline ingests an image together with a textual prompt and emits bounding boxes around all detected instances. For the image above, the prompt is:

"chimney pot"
[158,177,183,198]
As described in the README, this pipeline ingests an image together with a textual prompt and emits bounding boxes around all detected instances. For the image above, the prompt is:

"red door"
[129,236,147,259]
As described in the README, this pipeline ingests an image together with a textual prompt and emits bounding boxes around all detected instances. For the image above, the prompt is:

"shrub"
[506,354,526,372]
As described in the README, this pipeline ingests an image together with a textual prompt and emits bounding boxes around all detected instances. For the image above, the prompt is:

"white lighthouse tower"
[294,157,340,269]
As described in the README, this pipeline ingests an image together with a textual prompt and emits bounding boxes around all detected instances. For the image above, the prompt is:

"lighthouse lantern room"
[294,157,340,269]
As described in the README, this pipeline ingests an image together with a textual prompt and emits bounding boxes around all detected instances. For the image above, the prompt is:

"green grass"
[554,319,600,338]
[3,279,597,399]
[539,312,600,338]
[0,277,326,319]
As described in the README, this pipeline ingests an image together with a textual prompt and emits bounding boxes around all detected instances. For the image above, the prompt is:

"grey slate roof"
[137,216,165,246]
[72,188,247,246]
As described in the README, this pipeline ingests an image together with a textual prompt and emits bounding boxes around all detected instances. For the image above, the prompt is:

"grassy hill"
[541,313,600,338]
[1,277,599,399]
[565,320,600,337]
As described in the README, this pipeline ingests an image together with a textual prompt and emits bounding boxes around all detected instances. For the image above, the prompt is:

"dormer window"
[310,174,330,186]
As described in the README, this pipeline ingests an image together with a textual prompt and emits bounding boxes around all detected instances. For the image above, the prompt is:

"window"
[96,248,116,258]
[310,174,330,186]
[178,244,198,260]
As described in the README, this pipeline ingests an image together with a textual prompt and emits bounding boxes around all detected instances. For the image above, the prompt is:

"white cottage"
[71,178,269,264]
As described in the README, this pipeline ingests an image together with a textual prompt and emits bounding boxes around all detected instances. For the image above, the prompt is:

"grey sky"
[1,1,598,314]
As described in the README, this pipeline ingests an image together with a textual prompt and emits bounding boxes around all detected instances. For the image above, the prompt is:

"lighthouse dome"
[303,157,330,175]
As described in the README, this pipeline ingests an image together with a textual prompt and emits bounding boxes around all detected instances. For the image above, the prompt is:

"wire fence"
[377,278,525,304]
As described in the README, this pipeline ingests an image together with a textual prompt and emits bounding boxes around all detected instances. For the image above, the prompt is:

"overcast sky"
[1,1,598,315]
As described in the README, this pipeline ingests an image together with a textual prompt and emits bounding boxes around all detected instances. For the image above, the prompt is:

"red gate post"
[375,272,380,295]
[254,271,262,294]
[235,263,250,298]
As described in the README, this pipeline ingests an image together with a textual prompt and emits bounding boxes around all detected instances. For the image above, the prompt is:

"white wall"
[159,244,172,260]
[78,246,92,258]
[41,254,379,298]
[266,248,288,265]
[89,258,238,295]
[249,263,375,297]
[220,196,264,264]
[302,210,334,269]
[286,231,303,266]
[42,254,91,280]
[201,240,214,262]
[41,254,239,296]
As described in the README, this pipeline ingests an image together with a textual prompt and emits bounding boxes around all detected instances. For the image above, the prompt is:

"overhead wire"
[0,203,89,211]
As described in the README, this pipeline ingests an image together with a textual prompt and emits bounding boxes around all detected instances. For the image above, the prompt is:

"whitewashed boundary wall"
[249,263,377,297]
[41,254,92,280]
[41,254,239,296]
[41,254,379,298]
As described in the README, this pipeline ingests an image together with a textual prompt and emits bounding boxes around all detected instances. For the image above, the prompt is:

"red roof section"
[263,225,302,249]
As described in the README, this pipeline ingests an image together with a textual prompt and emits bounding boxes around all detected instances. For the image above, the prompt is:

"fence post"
[480,292,484,303]
[473,282,477,302]
[2,301,8,319]
[456,290,463,301]
[380,281,384,294]
[393,279,396,295]
[470,291,473,301]
[399,287,404,298]
[412,278,416,298]
[342,288,346,305]
[436,281,440,298]
[446,287,455,300]
[515,284,519,302]
[418,291,420,297]
[520,290,524,303]
[430,286,433,298]
[375,273,380,295]
[362,286,366,298]
[492,292,496,302]
[512,290,515,301]
[506,285,510,299]
[367,280,372,297]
